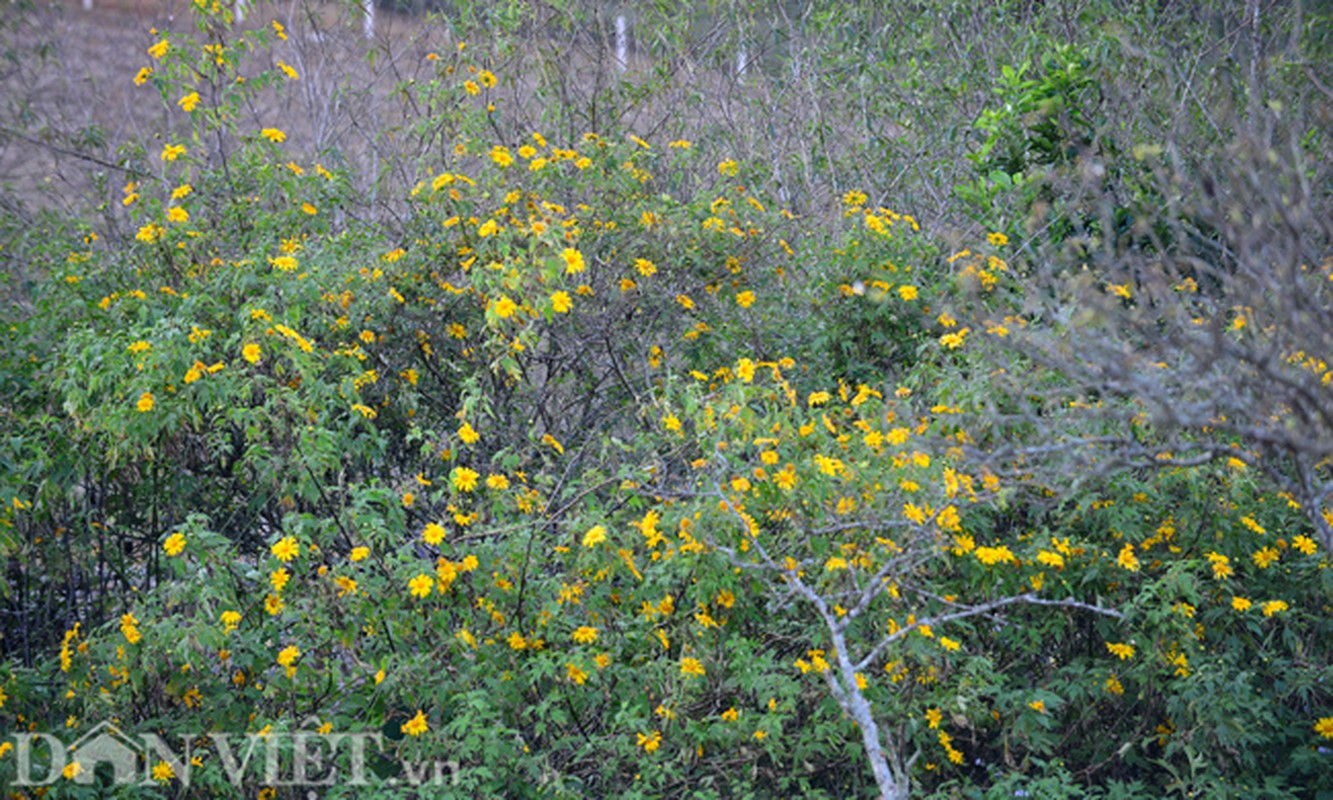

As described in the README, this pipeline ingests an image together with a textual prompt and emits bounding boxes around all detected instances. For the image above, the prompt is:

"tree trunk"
[827,626,911,800]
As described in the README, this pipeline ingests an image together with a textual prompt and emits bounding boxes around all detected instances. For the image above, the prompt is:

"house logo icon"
[67,721,142,784]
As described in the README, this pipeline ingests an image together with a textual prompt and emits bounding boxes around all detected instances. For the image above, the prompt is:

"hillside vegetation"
[1,1,1331,798]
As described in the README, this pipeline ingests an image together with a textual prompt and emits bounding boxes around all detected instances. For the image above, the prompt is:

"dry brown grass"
[1,0,906,224]
[2,0,475,215]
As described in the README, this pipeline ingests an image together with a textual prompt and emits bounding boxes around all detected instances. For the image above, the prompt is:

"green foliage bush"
[1,1,1331,798]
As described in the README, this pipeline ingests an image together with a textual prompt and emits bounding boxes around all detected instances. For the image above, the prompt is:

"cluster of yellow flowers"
[119,612,142,645]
